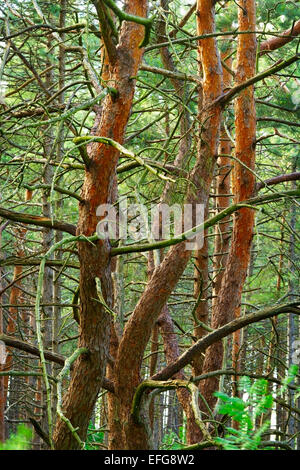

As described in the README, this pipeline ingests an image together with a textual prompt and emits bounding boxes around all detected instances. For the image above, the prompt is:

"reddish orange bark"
[114,0,223,449]
[0,261,22,442]
[200,0,257,412]
[213,47,233,306]
[231,0,256,379]
[53,0,148,449]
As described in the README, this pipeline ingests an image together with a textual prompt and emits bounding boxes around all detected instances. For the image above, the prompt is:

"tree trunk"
[53,1,148,449]
[114,0,223,449]
[200,0,257,412]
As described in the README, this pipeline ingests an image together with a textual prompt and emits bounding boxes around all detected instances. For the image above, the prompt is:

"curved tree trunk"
[53,0,147,449]
[114,0,223,450]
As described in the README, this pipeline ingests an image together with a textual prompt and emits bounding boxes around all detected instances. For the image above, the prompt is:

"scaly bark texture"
[53,0,147,449]
[200,0,257,411]
[114,0,223,449]
[213,47,233,307]
[188,21,233,446]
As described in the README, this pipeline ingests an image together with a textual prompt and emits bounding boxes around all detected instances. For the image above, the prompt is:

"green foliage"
[0,425,32,451]
[160,425,186,450]
[216,4,237,31]
[215,367,300,450]
[257,0,300,24]
[214,377,273,450]
[280,364,299,396]
[49,4,61,18]
[85,422,105,450]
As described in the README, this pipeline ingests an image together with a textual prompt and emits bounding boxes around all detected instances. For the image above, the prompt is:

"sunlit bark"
[200,0,257,412]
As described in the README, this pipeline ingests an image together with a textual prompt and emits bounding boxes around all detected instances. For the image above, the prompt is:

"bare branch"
[151,302,300,381]
[256,172,300,191]
[259,19,300,55]
[0,207,76,235]
[0,333,114,393]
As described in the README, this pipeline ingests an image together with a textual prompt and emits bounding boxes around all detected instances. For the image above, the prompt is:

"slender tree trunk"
[38,32,56,442]
[188,206,209,444]
[288,163,297,448]
[213,46,233,306]
[157,306,197,435]
[0,222,8,442]
[0,190,32,441]
[193,209,209,376]
[200,0,257,412]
